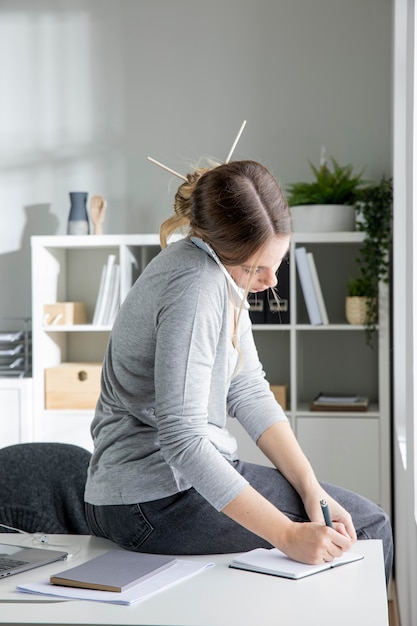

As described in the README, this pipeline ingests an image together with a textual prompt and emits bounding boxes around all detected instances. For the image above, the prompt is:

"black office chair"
[0,442,91,535]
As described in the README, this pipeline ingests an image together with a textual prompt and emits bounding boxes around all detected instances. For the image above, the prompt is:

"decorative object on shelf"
[270,384,288,411]
[45,362,102,409]
[286,149,364,232]
[348,176,393,344]
[67,192,89,235]
[345,293,375,326]
[90,195,107,235]
[42,302,87,326]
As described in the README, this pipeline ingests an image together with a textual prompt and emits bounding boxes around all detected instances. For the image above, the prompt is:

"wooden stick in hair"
[225,120,247,163]
[147,157,188,182]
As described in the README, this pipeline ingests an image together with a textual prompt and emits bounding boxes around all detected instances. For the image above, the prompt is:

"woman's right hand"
[279,520,353,565]
[223,485,353,566]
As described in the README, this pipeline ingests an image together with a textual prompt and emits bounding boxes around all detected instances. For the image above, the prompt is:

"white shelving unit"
[31,235,161,451]
[31,232,390,515]
[229,231,390,516]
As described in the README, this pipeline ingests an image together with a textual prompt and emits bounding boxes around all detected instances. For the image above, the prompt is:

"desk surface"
[0,534,388,626]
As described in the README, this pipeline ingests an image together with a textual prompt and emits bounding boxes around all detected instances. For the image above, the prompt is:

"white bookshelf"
[31,235,161,451]
[31,232,390,515]
[229,231,390,516]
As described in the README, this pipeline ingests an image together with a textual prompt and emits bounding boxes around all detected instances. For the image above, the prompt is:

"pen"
[320,499,333,528]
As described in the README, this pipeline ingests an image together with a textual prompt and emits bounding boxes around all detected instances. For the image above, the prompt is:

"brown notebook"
[50,550,176,593]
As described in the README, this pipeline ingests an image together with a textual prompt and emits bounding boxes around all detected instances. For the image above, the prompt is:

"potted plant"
[345,276,376,328]
[346,176,393,344]
[286,155,365,232]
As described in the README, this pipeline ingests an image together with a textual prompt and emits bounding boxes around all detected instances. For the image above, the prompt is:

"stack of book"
[310,393,369,412]
[92,255,121,326]
[295,247,329,326]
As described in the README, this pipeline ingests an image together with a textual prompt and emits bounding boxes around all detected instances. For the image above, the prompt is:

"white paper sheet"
[16,560,214,605]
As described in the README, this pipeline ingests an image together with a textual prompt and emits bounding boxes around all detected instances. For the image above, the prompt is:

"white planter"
[290,204,356,232]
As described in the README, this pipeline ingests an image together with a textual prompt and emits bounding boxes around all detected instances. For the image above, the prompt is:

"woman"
[84,159,392,582]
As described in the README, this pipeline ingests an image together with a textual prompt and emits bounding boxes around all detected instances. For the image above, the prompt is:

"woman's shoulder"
[158,240,230,313]
[161,238,223,280]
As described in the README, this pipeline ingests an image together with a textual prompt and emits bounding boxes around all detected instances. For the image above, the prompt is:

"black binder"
[248,260,290,325]
[265,259,290,324]
[248,292,266,324]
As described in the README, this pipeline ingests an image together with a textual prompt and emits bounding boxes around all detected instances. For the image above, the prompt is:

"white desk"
[0,534,388,626]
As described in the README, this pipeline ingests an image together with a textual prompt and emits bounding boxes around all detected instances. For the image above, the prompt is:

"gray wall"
[0,0,392,326]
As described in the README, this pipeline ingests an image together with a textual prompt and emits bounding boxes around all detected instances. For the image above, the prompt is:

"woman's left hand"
[303,491,357,544]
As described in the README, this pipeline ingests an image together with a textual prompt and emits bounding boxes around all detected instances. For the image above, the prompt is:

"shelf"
[33,234,161,248]
[42,325,112,332]
[295,402,380,417]
[41,408,95,417]
[291,231,365,243]
[252,323,372,331]
[252,324,290,331]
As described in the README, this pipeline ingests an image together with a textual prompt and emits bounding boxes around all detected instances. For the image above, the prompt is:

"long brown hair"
[160,160,292,256]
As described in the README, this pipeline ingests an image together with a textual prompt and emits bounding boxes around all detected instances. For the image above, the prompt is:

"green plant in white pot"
[286,156,365,232]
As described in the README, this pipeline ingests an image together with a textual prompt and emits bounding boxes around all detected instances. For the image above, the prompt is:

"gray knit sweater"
[85,238,287,511]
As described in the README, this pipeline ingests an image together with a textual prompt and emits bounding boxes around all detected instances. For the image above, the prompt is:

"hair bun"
[160,166,214,246]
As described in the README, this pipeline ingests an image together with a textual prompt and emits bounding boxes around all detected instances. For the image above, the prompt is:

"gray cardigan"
[85,238,287,511]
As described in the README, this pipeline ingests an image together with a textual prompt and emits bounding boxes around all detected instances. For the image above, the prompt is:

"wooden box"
[43,302,86,326]
[45,362,102,409]
[270,384,288,410]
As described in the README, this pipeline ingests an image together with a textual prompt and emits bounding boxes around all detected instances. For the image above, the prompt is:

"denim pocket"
[85,503,154,551]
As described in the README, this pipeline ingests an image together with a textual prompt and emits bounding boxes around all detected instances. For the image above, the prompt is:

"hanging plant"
[350,176,393,345]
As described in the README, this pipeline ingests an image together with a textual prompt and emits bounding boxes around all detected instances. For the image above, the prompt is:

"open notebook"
[230,547,364,580]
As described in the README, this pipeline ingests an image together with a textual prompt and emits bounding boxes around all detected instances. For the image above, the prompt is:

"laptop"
[0,542,68,579]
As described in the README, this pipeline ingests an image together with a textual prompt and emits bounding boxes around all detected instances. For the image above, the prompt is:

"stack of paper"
[16,550,214,606]
[310,393,369,412]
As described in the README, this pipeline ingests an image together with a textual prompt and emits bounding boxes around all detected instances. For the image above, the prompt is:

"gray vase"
[67,192,89,235]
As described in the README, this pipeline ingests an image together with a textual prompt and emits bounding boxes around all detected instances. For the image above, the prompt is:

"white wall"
[0,0,392,327]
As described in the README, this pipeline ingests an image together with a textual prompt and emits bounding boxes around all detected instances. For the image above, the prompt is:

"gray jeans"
[85,460,393,584]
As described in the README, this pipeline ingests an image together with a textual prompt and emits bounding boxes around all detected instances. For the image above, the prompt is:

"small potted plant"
[345,176,393,344]
[286,153,365,232]
[345,276,376,327]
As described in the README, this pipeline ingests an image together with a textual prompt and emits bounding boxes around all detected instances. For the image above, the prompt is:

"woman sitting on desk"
[84,156,393,584]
